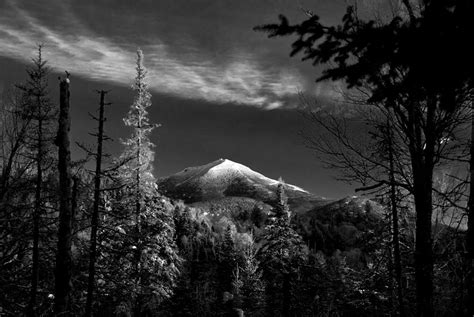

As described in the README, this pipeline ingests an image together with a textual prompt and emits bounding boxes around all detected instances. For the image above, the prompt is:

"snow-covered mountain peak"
[207,158,259,177]
[205,158,308,193]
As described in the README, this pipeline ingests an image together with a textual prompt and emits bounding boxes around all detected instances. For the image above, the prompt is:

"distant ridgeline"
[158,158,388,260]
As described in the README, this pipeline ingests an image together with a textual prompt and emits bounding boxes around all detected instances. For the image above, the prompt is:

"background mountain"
[159,158,385,256]
[161,158,330,202]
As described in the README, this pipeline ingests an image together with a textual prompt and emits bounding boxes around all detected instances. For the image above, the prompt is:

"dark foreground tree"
[255,1,473,315]
[0,87,35,315]
[16,45,56,316]
[85,90,110,316]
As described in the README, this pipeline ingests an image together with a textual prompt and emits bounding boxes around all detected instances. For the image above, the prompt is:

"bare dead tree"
[85,90,110,316]
[299,90,469,315]
[54,72,73,315]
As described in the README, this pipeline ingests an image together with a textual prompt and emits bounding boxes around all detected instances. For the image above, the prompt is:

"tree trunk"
[282,274,290,317]
[466,96,474,316]
[54,78,73,316]
[411,102,435,317]
[387,118,404,316]
[85,90,107,317]
[133,140,141,316]
[27,95,43,317]
[413,164,434,317]
[133,99,142,317]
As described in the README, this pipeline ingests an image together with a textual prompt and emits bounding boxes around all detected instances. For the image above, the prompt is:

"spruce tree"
[107,49,180,315]
[17,45,56,316]
[274,178,290,220]
[255,3,473,314]
[234,239,266,316]
[218,225,239,315]
[259,180,307,317]
[122,49,158,313]
[220,225,237,289]
[120,49,157,193]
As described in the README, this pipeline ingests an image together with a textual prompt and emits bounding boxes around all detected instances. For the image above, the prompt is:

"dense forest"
[0,0,473,316]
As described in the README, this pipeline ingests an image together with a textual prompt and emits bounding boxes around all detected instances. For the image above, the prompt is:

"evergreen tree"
[255,3,473,315]
[122,48,158,314]
[218,225,239,315]
[233,239,266,317]
[120,48,157,192]
[17,45,56,316]
[274,178,290,220]
[101,49,180,316]
[259,181,307,317]
[219,225,237,290]
[164,205,223,316]
[0,86,36,315]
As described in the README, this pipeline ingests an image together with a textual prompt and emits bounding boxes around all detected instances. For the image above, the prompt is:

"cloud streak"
[0,0,307,110]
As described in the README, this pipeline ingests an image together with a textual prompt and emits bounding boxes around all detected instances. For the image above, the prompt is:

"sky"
[0,0,368,198]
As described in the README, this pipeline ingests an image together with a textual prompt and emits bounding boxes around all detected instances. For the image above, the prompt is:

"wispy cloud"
[0,0,307,110]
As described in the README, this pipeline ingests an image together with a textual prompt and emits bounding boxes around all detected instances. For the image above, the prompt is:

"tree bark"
[411,103,434,317]
[387,118,404,316]
[27,95,43,317]
[282,273,290,317]
[85,90,107,317]
[133,124,142,317]
[413,161,434,317]
[466,96,474,316]
[54,78,73,316]
[133,78,143,316]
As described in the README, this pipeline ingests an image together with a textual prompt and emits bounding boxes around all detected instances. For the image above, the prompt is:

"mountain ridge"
[158,158,386,258]
[160,158,308,192]
[157,158,370,215]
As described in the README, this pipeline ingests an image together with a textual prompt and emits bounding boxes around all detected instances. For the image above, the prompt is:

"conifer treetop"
[274,178,290,221]
[120,49,159,191]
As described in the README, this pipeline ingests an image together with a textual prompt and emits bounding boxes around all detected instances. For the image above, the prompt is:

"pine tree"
[274,178,290,220]
[218,225,238,315]
[235,240,266,316]
[120,48,157,193]
[105,49,179,315]
[220,225,237,288]
[259,181,307,317]
[0,82,36,315]
[255,4,473,314]
[121,48,158,314]
[17,45,56,316]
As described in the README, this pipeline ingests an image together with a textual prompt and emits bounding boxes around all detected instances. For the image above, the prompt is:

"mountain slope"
[159,158,387,257]
[158,158,327,211]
